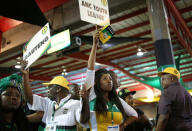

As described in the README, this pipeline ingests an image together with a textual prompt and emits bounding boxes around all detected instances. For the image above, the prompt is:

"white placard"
[23,23,51,69]
[78,0,110,26]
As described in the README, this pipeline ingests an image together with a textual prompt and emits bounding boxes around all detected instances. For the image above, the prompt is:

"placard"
[23,23,51,69]
[78,0,110,26]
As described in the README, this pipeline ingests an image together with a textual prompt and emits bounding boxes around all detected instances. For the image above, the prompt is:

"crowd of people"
[0,27,192,131]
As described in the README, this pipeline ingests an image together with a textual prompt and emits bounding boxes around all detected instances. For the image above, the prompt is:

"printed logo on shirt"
[63,108,69,114]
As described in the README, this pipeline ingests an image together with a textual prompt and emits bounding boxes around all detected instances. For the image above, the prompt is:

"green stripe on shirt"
[89,98,121,112]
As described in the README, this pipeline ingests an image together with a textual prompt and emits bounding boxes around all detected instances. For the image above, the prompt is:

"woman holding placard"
[82,26,138,131]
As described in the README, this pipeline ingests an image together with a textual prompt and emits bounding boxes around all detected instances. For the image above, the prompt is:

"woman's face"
[100,73,113,92]
[1,87,21,111]
[110,72,120,89]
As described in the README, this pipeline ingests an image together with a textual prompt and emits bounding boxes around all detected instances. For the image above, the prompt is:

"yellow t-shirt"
[89,98,123,131]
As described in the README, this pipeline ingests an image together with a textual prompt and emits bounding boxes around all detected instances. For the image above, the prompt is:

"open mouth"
[11,101,18,105]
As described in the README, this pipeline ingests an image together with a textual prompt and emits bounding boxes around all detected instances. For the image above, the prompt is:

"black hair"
[108,70,116,78]
[94,69,127,119]
[108,70,118,88]
[0,86,31,131]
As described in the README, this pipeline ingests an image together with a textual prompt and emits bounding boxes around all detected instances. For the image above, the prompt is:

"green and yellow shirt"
[88,98,124,131]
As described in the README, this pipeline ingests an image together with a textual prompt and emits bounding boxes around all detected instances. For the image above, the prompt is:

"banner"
[78,0,110,26]
[23,23,51,69]
[47,29,71,54]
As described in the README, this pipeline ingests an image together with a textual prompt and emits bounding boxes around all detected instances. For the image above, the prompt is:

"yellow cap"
[157,67,180,79]
[43,76,69,90]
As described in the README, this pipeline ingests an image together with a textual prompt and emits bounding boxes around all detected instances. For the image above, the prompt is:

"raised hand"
[79,84,90,123]
[79,84,89,101]
[93,25,102,46]
[20,60,33,104]
[20,60,29,76]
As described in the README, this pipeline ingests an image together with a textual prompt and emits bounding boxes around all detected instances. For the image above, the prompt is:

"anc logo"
[42,26,48,35]
[174,70,178,74]
[101,0,107,6]
[119,91,123,96]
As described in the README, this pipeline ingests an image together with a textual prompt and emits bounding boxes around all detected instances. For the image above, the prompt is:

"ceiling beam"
[135,65,192,76]
[0,17,23,32]
[115,21,150,35]
[183,76,192,82]
[165,0,192,40]
[125,52,190,68]
[0,31,2,52]
[40,51,145,82]
[120,48,186,65]
[66,52,154,89]
[32,60,83,76]
[143,68,192,78]
[0,73,51,81]
[31,57,68,69]
[29,75,52,81]
[47,63,87,77]
[99,39,151,57]
[80,16,192,57]
[105,45,154,60]
[35,0,70,13]
[0,53,22,64]
[127,55,192,72]
[168,17,192,57]
[2,8,192,68]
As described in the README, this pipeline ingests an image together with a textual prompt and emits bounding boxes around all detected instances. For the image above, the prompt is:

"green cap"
[118,88,136,99]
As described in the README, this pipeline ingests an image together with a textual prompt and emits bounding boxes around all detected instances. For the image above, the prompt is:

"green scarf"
[0,74,22,93]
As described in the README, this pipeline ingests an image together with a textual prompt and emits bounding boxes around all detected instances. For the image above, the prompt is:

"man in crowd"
[118,88,153,131]
[69,83,80,100]
[156,67,192,131]
[21,65,91,131]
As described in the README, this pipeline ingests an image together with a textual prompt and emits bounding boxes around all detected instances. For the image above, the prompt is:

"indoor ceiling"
[0,0,192,102]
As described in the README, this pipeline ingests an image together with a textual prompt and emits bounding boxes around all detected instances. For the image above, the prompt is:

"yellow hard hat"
[43,76,69,90]
[157,67,180,79]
